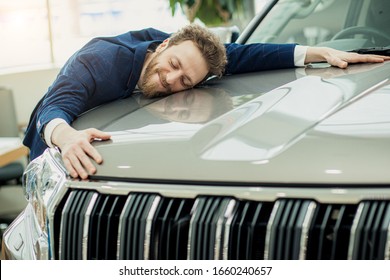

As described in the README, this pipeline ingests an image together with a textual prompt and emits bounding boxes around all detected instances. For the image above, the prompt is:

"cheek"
[145,70,159,86]
[149,72,159,83]
[170,84,188,94]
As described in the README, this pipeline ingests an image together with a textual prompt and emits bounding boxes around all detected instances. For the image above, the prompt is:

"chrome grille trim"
[222,200,237,260]
[214,199,236,260]
[348,202,365,259]
[81,192,98,260]
[264,200,280,260]
[299,201,317,260]
[143,196,161,260]
[187,198,200,260]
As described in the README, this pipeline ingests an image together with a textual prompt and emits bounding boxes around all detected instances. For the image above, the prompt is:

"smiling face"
[138,40,209,98]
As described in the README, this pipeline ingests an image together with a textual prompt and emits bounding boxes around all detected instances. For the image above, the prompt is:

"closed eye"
[171,58,193,88]
[170,60,179,69]
[181,77,192,88]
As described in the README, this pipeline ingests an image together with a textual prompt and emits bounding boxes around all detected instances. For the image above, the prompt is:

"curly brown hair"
[168,24,227,80]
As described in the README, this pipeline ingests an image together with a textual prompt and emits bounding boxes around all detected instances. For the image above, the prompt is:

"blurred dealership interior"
[0,0,262,240]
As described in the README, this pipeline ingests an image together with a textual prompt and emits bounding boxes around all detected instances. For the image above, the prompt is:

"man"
[23,24,389,179]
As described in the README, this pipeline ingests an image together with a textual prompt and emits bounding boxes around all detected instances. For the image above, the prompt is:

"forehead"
[164,40,209,83]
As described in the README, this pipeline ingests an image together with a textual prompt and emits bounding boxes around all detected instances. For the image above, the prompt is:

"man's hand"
[305,47,390,68]
[51,123,111,179]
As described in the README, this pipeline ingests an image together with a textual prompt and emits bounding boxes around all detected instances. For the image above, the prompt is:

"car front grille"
[52,189,390,260]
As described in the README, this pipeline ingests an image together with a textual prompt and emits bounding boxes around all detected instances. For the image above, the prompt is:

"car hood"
[73,62,390,184]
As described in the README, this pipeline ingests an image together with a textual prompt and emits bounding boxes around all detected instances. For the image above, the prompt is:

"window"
[0,0,51,69]
[0,0,188,71]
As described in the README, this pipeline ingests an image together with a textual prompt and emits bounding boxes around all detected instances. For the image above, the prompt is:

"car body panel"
[3,0,390,261]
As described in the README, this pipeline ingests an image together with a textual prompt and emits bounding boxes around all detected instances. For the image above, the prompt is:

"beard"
[139,54,172,98]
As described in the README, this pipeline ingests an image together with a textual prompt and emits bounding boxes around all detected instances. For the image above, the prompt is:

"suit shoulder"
[129,28,170,41]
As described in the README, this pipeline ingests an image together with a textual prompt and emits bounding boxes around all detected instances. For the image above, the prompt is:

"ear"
[156,38,170,53]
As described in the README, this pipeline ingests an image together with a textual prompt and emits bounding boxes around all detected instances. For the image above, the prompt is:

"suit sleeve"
[224,43,297,75]
[35,39,134,136]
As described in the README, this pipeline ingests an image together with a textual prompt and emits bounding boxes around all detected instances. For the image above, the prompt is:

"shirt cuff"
[294,45,309,67]
[44,118,67,148]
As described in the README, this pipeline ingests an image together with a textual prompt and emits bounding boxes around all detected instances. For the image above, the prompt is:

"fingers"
[306,47,390,68]
[84,128,111,164]
[59,128,111,179]
[63,152,89,179]
[347,53,386,64]
[87,128,112,141]
[62,141,98,179]
[321,47,390,69]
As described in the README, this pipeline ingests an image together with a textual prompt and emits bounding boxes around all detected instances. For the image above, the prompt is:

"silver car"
[2,0,390,260]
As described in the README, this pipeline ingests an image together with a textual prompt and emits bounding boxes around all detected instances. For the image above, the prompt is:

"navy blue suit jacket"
[23,28,296,159]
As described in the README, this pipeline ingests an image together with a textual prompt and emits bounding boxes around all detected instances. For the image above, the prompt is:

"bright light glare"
[325,169,343,175]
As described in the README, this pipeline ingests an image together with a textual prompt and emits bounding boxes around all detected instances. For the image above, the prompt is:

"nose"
[165,70,181,85]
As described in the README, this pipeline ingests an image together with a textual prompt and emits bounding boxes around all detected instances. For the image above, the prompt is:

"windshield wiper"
[350,47,390,56]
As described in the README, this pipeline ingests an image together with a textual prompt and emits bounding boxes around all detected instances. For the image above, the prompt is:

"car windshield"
[246,0,390,51]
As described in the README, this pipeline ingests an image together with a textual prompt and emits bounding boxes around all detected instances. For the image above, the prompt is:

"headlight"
[22,148,67,259]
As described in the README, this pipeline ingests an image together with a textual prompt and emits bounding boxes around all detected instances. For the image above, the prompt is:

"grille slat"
[81,192,99,259]
[351,201,390,259]
[95,196,115,259]
[190,197,213,260]
[58,190,96,260]
[231,202,249,259]
[267,200,316,260]
[361,202,378,259]
[150,198,193,259]
[172,200,193,259]
[188,197,237,260]
[103,196,127,259]
[201,198,216,259]
[189,198,206,260]
[125,195,142,259]
[59,190,74,260]
[370,202,386,259]
[60,190,82,260]
[330,205,345,259]
[72,191,87,259]
[285,200,299,259]
[243,202,262,259]
[379,204,390,259]
[119,194,158,260]
[77,191,96,259]
[52,189,390,260]
[87,195,104,259]
[314,205,333,259]
[121,195,143,260]
[69,191,84,260]
[131,195,148,259]
[229,201,272,260]
[307,204,356,260]
[118,195,137,259]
